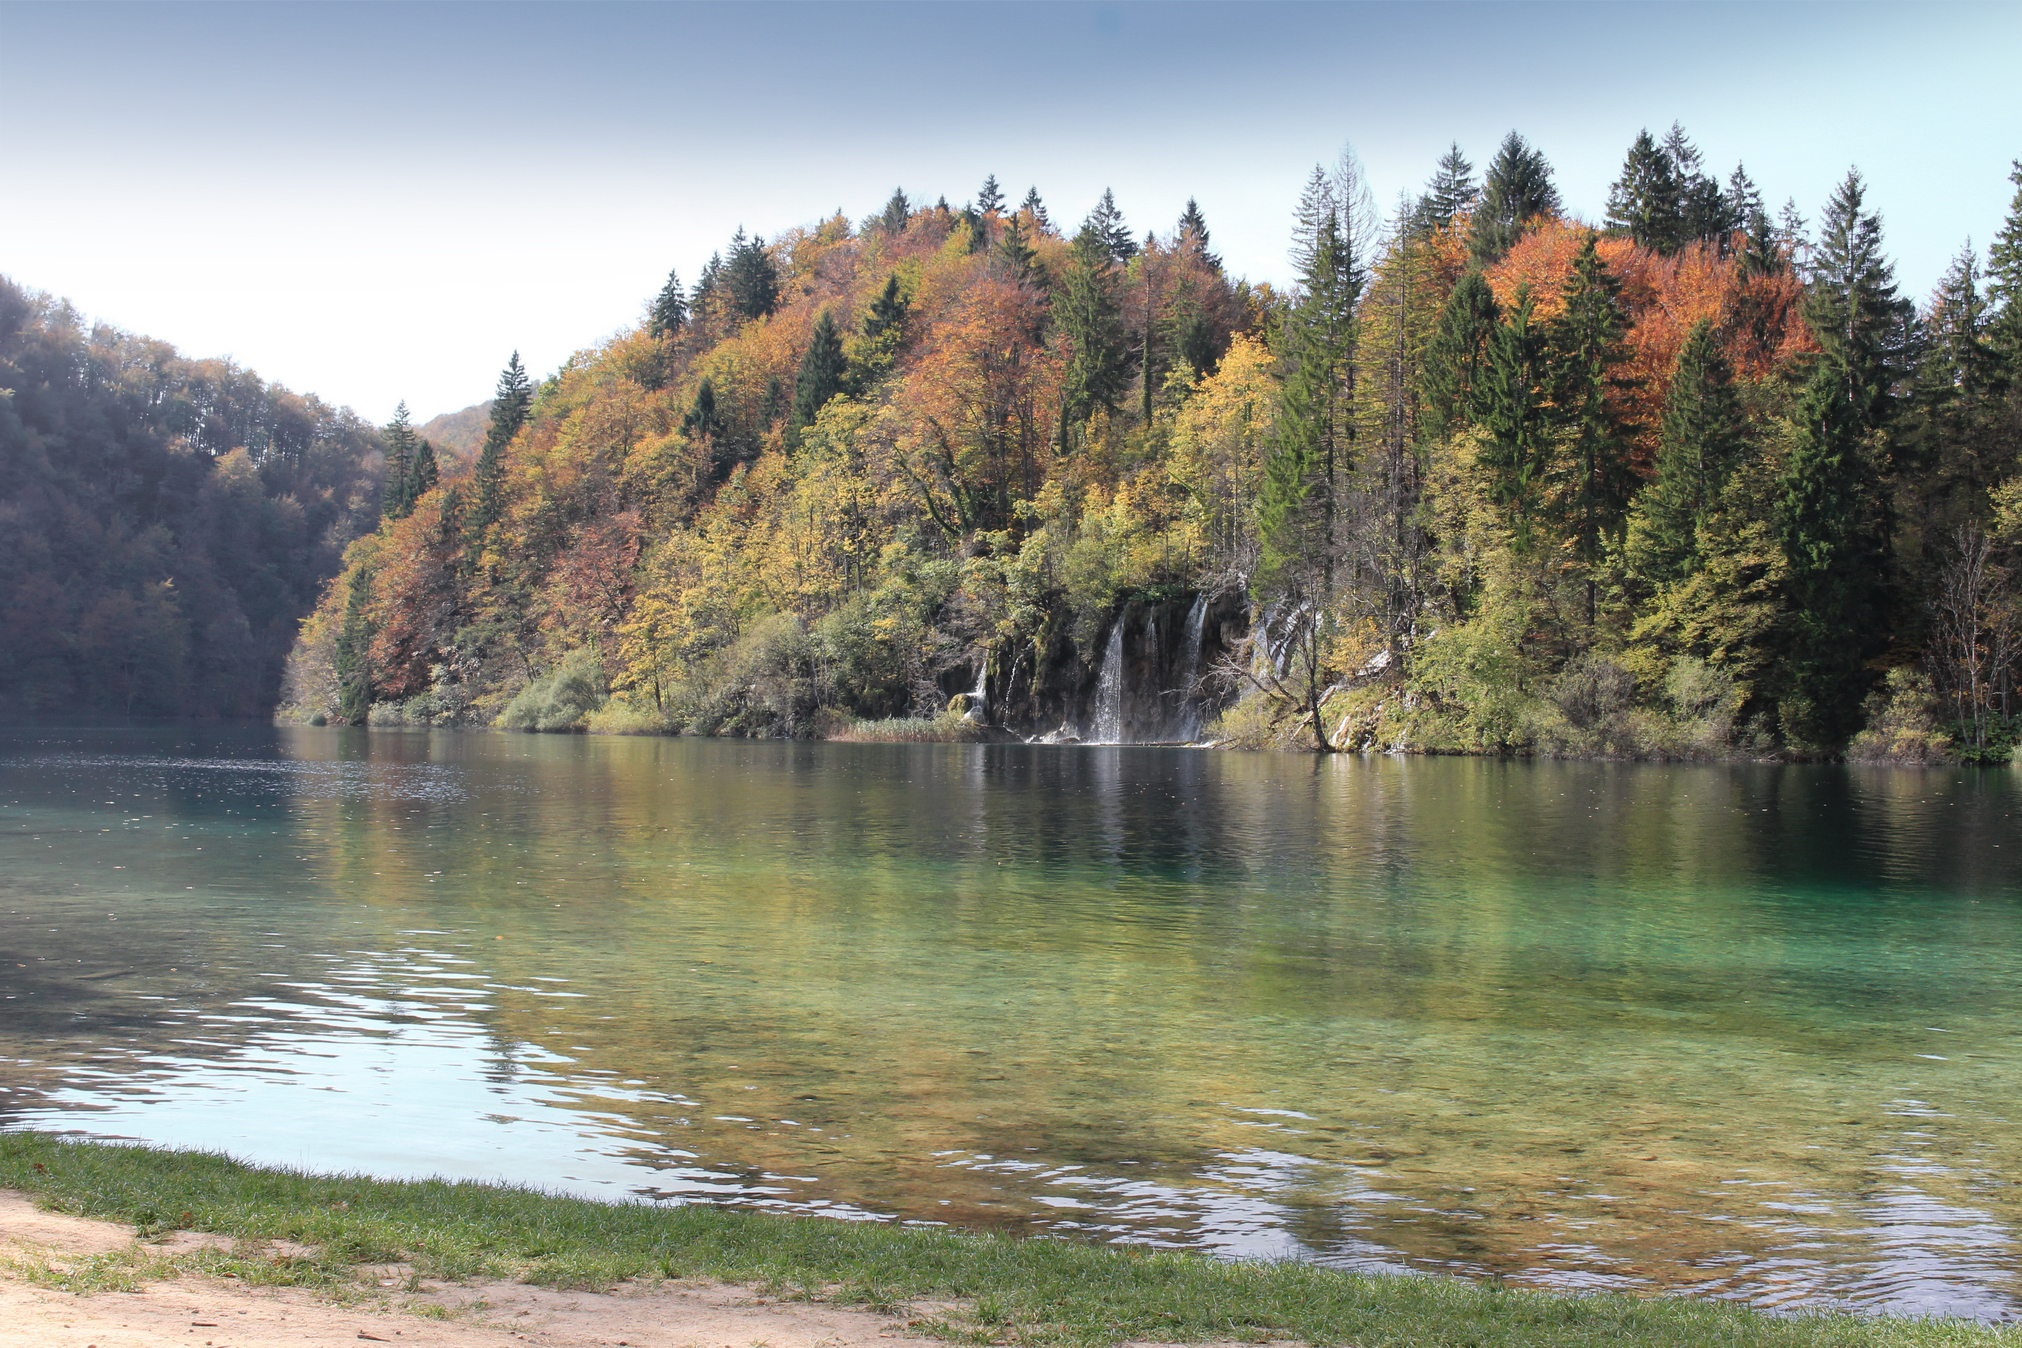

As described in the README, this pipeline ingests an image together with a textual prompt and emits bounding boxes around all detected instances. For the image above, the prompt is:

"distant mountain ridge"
[419,401,492,464]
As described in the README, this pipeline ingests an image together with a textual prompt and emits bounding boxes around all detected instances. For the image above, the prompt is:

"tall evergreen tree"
[648,268,688,338]
[1726,165,1778,274]
[976,175,1005,216]
[1277,175,1367,588]
[1019,186,1050,232]
[996,214,1042,287]
[408,437,438,503]
[788,310,847,446]
[1986,160,2022,380]
[1549,233,1636,624]
[1778,351,1883,749]
[1664,123,1732,245]
[875,189,911,237]
[1475,285,1552,551]
[1178,197,1221,271]
[1605,130,1684,254]
[1924,244,1992,397]
[1086,189,1137,263]
[333,566,374,724]
[692,252,723,316]
[1054,225,1130,443]
[682,377,724,443]
[1414,143,1478,233]
[470,353,532,539]
[382,401,419,521]
[1419,270,1499,439]
[725,229,780,320]
[1630,319,1746,585]
[1805,169,1912,431]
[1471,131,1562,266]
[863,274,910,342]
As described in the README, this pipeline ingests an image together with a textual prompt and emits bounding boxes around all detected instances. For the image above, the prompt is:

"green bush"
[497,652,606,732]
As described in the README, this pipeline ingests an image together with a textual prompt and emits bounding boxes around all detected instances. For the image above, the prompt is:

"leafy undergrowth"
[2,1133,2015,1348]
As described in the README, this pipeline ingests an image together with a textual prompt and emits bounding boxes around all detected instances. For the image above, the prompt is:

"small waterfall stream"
[1091,617,1126,743]
[1176,593,1209,739]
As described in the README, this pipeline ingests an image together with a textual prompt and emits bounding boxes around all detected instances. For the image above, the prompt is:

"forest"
[0,280,384,717]
[284,128,2022,760]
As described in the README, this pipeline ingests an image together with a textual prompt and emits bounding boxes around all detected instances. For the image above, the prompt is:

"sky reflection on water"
[1,723,2019,1320]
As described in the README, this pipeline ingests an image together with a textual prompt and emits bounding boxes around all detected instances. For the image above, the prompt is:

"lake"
[1,723,2018,1318]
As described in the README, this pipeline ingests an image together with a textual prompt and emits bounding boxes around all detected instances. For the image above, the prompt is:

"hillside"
[0,279,384,717]
[284,137,2022,760]
[419,400,492,465]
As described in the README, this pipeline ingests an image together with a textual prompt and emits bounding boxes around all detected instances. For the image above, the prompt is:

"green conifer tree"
[1471,132,1562,266]
[1475,285,1552,552]
[875,190,911,237]
[381,401,419,521]
[1177,198,1221,271]
[1630,319,1745,585]
[1605,130,1684,254]
[1414,143,1478,233]
[996,216,1042,287]
[976,175,1005,216]
[1019,186,1050,233]
[648,268,688,338]
[408,437,439,503]
[1086,189,1137,264]
[1419,271,1499,439]
[788,310,847,446]
[1549,233,1637,624]
[1054,225,1129,445]
[1805,169,1912,431]
[469,353,532,541]
[333,566,374,723]
[1986,160,2022,381]
[725,228,780,320]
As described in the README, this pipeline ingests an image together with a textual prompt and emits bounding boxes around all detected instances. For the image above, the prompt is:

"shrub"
[497,652,606,732]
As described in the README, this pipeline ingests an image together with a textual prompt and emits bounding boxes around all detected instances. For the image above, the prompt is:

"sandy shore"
[0,1191,952,1348]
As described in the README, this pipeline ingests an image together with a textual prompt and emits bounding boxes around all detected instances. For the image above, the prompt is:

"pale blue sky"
[3,1,2017,423]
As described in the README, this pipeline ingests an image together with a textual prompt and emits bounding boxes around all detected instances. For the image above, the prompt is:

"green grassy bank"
[0,1133,2012,1348]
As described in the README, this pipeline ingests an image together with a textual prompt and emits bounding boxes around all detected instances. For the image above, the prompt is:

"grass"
[2,1132,2016,1348]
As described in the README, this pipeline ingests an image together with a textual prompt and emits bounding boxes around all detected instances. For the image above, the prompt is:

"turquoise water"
[2,723,2019,1318]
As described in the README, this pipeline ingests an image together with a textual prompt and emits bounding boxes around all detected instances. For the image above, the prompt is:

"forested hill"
[0,278,384,717]
[289,133,2022,760]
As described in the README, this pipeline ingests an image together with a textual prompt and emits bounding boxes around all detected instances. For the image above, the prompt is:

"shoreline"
[2,1134,2015,1348]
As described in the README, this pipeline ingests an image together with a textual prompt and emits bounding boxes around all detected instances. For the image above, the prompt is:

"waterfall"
[1177,593,1209,738]
[967,657,988,719]
[1091,616,1126,744]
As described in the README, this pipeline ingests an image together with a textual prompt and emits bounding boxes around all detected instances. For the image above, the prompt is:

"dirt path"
[0,1191,948,1348]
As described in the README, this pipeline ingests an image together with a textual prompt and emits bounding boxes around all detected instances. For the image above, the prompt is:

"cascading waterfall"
[966,658,988,719]
[1176,593,1209,739]
[1091,616,1126,743]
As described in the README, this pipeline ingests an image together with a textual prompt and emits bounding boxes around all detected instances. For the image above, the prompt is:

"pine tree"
[875,189,910,237]
[1019,186,1050,232]
[1419,270,1499,439]
[1475,285,1552,551]
[381,401,419,521]
[1054,225,1130,442]
[1925,243,1991,396]
[648,268,687,338]
[333,566,374,723]
[863,274,909,342]
[1471,131,1562,266]
[959,203,989,253]
[1986,160,2022,380]
[1549,233,1636,624]
[1805,169,1912,432]
[1631,319,1745,584]
[1177,197,1221,271]
[1414,143,1478,233]
[1663,123,1732,246]
[1605,130,1683,254]
[788,310,847,446]
[1086,189,1137,264]
[682,377,724,442]
[1726,166,1777,273]
[408,438,438,502]
[849,274,912,392]
[976,175,1005,216]
[725,229,780,320]
[692,252,723,317]
[1277,188,1365,587]
[1778,351,1883,749]
[470,353,532,540]
[996,215,1042,287]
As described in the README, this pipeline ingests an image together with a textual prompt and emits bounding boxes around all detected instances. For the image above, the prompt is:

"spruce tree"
[1663,123,1731,246]
[863,274,909,343]
[876,189,910,237]
[725,229,780,320]
[959,203,989,253]
[682,377,724,443]
[1805,169,1912,431]
[1475,285,1552,551]
[333,566,374,724]
[1726,166,1778,274]
[1471,131,1561,266]
[408,438,439,503]
[1414,143,1478,233]
[1605,130,1683,254]
[1054,224,1130,441]
[1631,319,1745,584]
[1019,186,1050,232]
[976,175,1005,216]
[1420,270,1499,438]
[648,268,688,338]
[788,310,847,445]
[381,401,419,521]
[1086,189,1137,263]
[1986,160,2022,380]
[1778,351,1882,749]
[692,252,723,318]
[996,215,1042,287]
[470,353,532,539]
[1177,197,1221,271]
[1549,233,1636,624]
[1278,188,1366,586]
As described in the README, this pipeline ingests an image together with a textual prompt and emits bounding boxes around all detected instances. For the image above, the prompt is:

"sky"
[3,0,2018,425]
